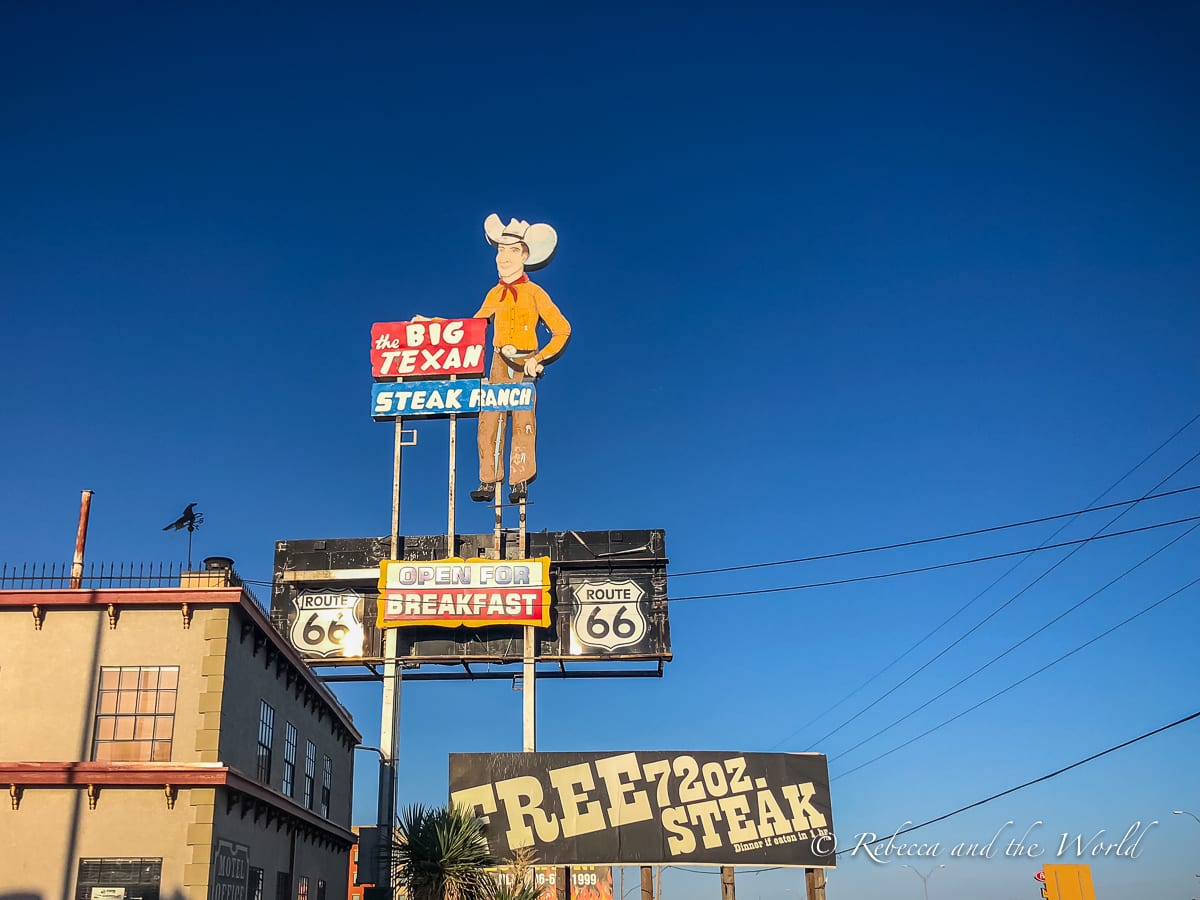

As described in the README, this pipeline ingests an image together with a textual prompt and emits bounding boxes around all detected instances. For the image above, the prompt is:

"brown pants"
[478,351,537,485]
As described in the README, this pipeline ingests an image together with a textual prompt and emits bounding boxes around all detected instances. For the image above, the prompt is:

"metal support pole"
[493,497,502,557]
[447,377,457,558]
[655,864,662,900]
[521,624,536,749]
[902,865,940,900]
[518,495,527,556]
[377,418,405,894]
[70,490,94,589]
[493,412,505,559]
[520,496,535,752]
[720,866,735,900]
[554,867,568,900]
[804,868,827,900]
[641,866,653,900]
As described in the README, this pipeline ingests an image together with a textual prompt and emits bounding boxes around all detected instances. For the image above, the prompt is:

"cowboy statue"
[468,213,571,504]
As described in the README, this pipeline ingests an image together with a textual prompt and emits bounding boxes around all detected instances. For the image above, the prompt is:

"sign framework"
[269,531,672,673]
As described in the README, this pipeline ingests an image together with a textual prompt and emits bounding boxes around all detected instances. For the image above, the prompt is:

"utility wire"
[741,705,1200,874]
[236,484,1200,596]
[245,415,1199,598]
[239,514,1200,600]
[826,521,1200,762]
[668,514,1200,604]
[789,447,1200,751]
[833,571,1200,780]
[770,419,1200,743]
[835,707,1200,855]
[672,485,1200,579]
[663,866,778,876]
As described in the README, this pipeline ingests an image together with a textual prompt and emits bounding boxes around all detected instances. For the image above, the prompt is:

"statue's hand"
[523,356,544,378]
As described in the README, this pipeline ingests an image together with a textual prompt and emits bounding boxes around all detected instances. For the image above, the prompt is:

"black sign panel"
[270,531,670,667]
[449,751,835,868]
[209,840,250,900]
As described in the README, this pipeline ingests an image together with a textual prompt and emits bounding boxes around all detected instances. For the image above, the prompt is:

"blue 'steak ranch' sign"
[371,379,535,419]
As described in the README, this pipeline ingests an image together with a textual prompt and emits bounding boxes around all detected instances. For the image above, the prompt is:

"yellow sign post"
[1042,864,1096,900]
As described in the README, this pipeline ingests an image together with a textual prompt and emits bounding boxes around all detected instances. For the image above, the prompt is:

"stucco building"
[0,558,361,900]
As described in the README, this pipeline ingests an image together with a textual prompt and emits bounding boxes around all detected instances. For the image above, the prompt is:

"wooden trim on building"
[0,761,356,847]
[0,588,245,607]
[0,761,230,786]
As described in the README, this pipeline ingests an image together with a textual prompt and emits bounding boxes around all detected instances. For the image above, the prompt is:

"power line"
[785,447,1200,751]
[239,432,1200,601]
[833,572,1200,780]
[668,514,1200,604]
[663,866,778,876]
[671,484,1200,579]
[835,707,1200,855]
[758,420,1190,748]
[826,522,1200,763]
[239,514,1200,600]
[742,705,1200,875]
[244,417,1199,599]
[242,488,1200,595]
[768,421,1200,744]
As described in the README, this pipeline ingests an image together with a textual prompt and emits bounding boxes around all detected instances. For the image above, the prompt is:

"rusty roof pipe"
[70,490,94,589]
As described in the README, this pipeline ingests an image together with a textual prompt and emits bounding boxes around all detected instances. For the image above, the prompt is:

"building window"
[249,867,264,900]
[76,858,162,900]
[282,722,298,797]
[93,667,178,762]
[303,740,316,809]
[257,700,275,783]
[320,755,332,817]
[275,872,290,900]
[297,876,310,900]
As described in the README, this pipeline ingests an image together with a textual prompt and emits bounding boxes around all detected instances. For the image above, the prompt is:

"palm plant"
[488,882,545,900]
[392,803,552,900]
[489,846,546,900]
[394,803,495,900]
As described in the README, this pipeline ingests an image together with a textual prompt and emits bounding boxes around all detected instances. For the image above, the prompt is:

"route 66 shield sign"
[289,589,364,659]
[569,579,647,654]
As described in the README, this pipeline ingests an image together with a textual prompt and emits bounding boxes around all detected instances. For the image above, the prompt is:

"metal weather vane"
[162,502,204,568]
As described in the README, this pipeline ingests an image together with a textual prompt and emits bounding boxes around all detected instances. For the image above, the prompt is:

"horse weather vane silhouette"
[162,502,204,568]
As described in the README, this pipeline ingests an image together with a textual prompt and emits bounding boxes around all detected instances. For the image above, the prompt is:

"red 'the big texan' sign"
[371,318,488,378]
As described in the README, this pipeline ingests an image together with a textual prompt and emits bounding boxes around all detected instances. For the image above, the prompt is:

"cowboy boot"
[508,481,529,503]
[470,482,496,502]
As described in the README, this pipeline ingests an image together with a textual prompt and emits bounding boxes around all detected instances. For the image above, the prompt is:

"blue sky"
[2,2,1199,898]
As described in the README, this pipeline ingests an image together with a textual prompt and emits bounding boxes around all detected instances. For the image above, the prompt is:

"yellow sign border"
[377,556,551,628]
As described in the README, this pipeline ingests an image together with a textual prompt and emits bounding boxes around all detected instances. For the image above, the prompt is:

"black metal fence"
[0,560,263,608]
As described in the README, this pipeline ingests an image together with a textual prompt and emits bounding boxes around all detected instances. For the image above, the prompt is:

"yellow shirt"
[474,279,571,363]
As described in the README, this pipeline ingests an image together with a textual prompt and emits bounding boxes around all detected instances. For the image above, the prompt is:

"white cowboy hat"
[484,213,558,270]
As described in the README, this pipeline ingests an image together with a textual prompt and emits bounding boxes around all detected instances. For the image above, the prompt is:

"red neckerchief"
[498,273,529,303]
